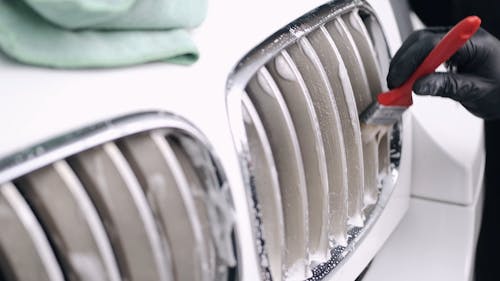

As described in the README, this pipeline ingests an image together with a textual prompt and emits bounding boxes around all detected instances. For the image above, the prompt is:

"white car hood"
[0,0,333,158]
[0,2,412,281]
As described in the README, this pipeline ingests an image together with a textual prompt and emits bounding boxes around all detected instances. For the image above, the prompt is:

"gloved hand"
[387,27,500,120]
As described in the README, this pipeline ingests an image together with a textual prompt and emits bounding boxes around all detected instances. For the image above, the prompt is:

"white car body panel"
[365,186,484,281]
[0,0,485,280]
[0,0,401,160]
[411,95,485,205]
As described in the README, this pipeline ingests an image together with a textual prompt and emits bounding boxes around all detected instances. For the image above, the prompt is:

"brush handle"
[378,16,482,106]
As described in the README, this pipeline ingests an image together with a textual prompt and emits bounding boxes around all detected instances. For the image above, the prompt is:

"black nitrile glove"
[387,27,500,120]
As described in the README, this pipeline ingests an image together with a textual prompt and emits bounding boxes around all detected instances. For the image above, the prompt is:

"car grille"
[226,1,399,280]
[0,112,237,281]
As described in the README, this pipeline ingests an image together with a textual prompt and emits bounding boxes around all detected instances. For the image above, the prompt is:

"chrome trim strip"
[0,182,65,281]
[241,95,285,281]
[0,112,211,185]
[227,0,362,94]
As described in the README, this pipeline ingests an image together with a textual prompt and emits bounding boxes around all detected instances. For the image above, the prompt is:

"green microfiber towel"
[0,0,207,68]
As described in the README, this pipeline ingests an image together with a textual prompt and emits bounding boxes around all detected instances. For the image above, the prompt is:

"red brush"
[361,16,482,125]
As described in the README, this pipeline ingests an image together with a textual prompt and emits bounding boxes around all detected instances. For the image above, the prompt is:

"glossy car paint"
[0,1,484,281]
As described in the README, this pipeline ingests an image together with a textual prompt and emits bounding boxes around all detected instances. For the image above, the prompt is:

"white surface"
[0,0,415,280]
[410,95,485,205]
[0,1,329,280]
[0,0,329,159]
[364,188,484,281]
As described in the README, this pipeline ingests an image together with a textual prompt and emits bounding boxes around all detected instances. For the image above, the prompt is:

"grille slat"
[353,9,392,178]
[325,18,373,113]
[246,68,310,279]
[0,182,64,281]
[266,50,330,261]
[361,13,392,83]
[324,18,375,225]
[307,26,367,231]
[361,142,379,206]
[119,133,210,281]
[69,143,170,281]
[325,17,384,210]
[343,10,391,206]
[287,38,351,243]
[167,138,218,280]
[378,134,390,175]
[342,10,384,97]
[17,161,122,281]
[242,95,285,281]
[171,136,237,271]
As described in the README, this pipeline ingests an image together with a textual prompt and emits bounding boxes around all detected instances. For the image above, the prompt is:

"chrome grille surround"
[226,0,402,280]
[0,112,238,281]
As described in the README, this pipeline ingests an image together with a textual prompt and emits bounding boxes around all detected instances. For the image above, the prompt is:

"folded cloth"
[0,0,207,68]
[23,0,207,29]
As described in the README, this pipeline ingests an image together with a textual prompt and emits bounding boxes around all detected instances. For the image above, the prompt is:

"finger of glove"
[448,28,495,73]
[387,28,447,89]
[413,72,494,103]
